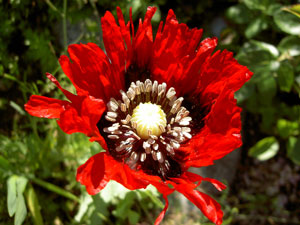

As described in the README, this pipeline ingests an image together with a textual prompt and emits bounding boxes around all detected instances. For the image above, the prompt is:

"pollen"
[131,102,167,139]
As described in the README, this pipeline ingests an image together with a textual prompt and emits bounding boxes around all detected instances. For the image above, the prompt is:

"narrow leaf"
[31,177,79,202]
[26,185,44,225]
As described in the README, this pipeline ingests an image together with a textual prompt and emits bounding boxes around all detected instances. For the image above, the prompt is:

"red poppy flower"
[25,7,252,225]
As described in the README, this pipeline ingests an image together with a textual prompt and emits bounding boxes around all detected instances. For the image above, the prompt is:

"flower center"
[102,79,193,179]
[131,102,167,139]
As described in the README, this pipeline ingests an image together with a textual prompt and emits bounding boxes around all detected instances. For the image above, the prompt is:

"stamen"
[157,151,164,163]
[102,79,193,179]
[120,103,127,112]
[140,152,147,162]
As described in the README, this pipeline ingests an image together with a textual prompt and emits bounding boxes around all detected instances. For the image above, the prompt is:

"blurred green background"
[0,0,299,224]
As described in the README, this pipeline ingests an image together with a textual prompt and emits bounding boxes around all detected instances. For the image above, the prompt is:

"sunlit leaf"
[100,180,131,203]
[249,137,279,161]
[274,9,300,35]
[278,35,300,57]
[249,40,279,57]
[74,193,93,222]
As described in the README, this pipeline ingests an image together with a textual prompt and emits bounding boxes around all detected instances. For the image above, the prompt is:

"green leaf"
[277,119,299,139]
[226,4,252,24]
[100,180,131,203]
[245,17,268,38]
[259,107,276,132]
[31,177,79,202]
[0,155,12,171]
[128,210,140,225]
[113,192,136,220]
[243,0,269,11]
[16,176,28,194]
[26,185,44,225]
[235,81,255,104]
[249,40,279,58]
[274,9,300,35]
[14,195,27,225]
[74,193,93,222]
[257,73,277,101]
[277,61,294,92]
[278,35,300,57]
[283,4,300,19]
[249,137,279,161]
[137,189,164,209]
[287,137,300,165]
[9,101,25,115]
[7,176,28,225]
[7,176,18,217]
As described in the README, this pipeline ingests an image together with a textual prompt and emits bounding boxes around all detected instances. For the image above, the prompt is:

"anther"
[153,143,159,151]
[166,87,176,100]
[107,111,118,118]
[105,115,116,122]
[120,103,126,112]
[140,152,147,162]
[121,114,131,124]
[179,116,192,126]
[157,151,164,163]
[108,135,119,139]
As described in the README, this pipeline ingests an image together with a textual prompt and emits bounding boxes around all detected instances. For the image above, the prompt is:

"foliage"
[0,0,299,225]
[225,0,300,164]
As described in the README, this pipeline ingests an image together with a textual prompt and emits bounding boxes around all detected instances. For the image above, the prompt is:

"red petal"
[197,49,253,102]
[152,9,210,95]
[183,88,242,168]
[57,95,106,139]
[184,172,226,191]
[133,6,156,68]
[171,177,223,225]
[177,37,217,95]
[59,43,119,102]
[77,152,151,195]
[101,10,126,91]
[76,151,107,195]
[176,185,223,225]
[154,195,169,225]
[24,95,70,119]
